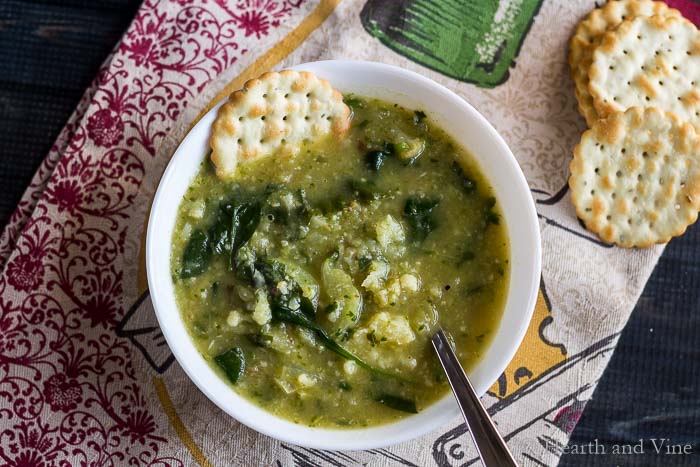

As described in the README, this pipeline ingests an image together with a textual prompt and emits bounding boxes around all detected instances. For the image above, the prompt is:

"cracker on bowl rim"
[210,70,351,180]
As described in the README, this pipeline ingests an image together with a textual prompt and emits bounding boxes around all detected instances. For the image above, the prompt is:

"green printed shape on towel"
[360,0,544,88]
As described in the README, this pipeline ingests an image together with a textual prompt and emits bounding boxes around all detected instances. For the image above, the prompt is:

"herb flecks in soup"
[171,96,509,427]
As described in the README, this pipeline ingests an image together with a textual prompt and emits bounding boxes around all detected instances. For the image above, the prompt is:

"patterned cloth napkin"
[2,0,698,465]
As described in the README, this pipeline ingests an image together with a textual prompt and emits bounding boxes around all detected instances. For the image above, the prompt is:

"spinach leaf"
[365,150,390,171]
[180,230,211,278]
[452,161,477,194]
[413,110,427,124]
[348,178,383,202]
[375,393,418,413]
[231,201,262,254]
[403,197,439,242]
[271,301,397,378]
[214,347,245,384]
[483,196,500,225]
[208,210,232,256]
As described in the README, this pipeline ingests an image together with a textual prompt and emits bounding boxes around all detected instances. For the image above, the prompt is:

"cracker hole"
[606,215,612,220]
[687,51,692,56]
[659,81,664,86]
[692,81,696,86]
[655,50,660,56]
[326,116,332,121]
[627,81,631,85]
[613,96,618,101]
[304,116,310,121]
[645,96,650,101]
[638,174,643,181]
[281,138,286,144]
[260,139,265,144]
[673,65,679,71]
[650,222,655,228]
[643,151,649,158]
[628,219,632,225]
[585,208,592,212]
[609,65,615,70]
[595,167,600,174]
[239,116,244,121]
[282,115,288,121]
[306,93,311,98]
[261,116,266,121]
[641,65,646,71]
[237,138,242,144]
[284,93,289,98]
[633,196,638,202]
[616,170,622,177]
[612,193,617,199]
[263,93,268,98]
[623,49,628,55]
[591,189,595,195]
[621,148,626,154]
[637,35,642,40]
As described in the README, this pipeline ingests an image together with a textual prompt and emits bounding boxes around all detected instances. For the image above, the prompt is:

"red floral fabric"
[0,1,303,464]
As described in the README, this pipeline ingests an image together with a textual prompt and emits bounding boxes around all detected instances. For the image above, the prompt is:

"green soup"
[171,96,509,428]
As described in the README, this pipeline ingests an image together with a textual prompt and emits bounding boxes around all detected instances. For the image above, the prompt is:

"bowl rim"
[147,59,541,450]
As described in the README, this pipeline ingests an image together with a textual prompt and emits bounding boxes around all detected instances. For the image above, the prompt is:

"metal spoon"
[431,328,519,467]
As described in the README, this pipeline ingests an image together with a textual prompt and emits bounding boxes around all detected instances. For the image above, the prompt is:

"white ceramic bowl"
[147,60,541,450]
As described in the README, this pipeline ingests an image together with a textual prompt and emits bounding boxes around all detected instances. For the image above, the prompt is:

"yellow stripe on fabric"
[153,376,214,467]
[196,0,342,123]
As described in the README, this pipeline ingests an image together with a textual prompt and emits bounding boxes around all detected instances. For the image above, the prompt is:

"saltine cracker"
[568,0,680,126]
[588,15,700,129]
[210,70,351,179]
[570,107,700,247]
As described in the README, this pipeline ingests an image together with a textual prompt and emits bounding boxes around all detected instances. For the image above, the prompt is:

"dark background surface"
[0,1,698,465]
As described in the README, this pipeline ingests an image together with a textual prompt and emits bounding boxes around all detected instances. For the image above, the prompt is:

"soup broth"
[171,96,509,427]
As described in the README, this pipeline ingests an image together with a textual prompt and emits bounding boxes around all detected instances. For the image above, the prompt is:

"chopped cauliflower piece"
[367,312,416,345]
[252,290,271,325]
[399,273,420,292]
[361,259,389,291]
[375,215,405,249]
[297,373,317,387]
[226,310,243,327]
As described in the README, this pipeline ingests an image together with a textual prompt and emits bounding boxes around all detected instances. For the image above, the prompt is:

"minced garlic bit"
[252,289,271,325]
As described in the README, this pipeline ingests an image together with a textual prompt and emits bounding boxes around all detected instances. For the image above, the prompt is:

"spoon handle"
[431,328,519,467]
